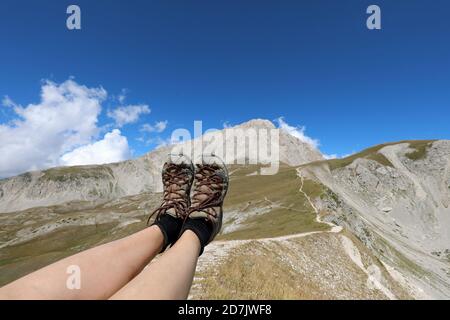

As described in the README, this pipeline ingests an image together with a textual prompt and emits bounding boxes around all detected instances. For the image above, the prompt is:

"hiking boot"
[148,155,195,251]
[181,155,229,255]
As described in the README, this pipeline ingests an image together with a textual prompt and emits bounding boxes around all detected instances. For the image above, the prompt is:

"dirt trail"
[193,168,344,292]
[192,168,398,300]
[297,167,396,299]
[296,168,343,233]
[198,168,344,262]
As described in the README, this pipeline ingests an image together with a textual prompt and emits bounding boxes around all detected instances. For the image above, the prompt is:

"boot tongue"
[189,207,217,219]
[165,207,177,217]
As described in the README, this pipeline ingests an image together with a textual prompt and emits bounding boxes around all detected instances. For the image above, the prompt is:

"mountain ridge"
[300,139,450,298]
[1,119,449,299]
[0,119,323,213]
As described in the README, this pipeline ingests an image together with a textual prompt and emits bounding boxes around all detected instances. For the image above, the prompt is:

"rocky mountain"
[0,119,449,299]
[0,119,323,213]
[299,140,450,298]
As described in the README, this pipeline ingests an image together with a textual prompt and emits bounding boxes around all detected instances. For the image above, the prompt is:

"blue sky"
[1,0,449,176]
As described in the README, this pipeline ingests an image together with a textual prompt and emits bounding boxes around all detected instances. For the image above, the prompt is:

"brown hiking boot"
[148,155,195,251]
[181,155,229,254]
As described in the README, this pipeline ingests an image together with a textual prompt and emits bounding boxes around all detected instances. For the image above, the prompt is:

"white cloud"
[118,94,126,104]
[275,117,354,159]
[152,136,173,149]
[2,96,19,108]
[60,129,130,166]
[107,104,150,127]
[114,88,129,104]
[137,121,170,148]
[223,121,232,128]
[323,154,338,160]
[0,79,109,178]
[140,120,168,133]
[324,151,355,159]
[275,117,320,149]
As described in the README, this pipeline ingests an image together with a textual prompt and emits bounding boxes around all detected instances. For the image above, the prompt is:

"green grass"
[306,140,437,171]
[41,166,114,182]
[218,164,328,240]
[0,220,148,287]
[376,237,429,279]
[404,140,435,160]
[0,192,161,287]
[326,144,396,170]
[195,242,324,299]
[366,153,394,167]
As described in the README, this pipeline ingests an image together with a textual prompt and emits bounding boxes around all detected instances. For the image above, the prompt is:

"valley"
[0,120,449,299]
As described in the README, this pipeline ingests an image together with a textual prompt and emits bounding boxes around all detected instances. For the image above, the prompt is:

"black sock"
[180,218,213,256]
[152,215,182,252]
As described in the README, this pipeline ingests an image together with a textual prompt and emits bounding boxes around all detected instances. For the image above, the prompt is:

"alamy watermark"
[168,121,280,175]
[66,5,81,30]
[66,264,81,290]
[367,5,381,30]
[66,4,381,31]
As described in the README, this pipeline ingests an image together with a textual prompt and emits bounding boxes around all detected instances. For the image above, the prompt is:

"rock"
[302,139,450,299]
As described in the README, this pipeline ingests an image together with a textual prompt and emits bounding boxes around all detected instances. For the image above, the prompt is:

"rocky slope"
[299,140,450,298]
[0,119,448,299]
[0,119,323,213]
[0,163,413,300]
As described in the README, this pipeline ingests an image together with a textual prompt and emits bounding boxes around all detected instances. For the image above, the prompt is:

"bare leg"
[110,230,200,300]
[0,226,164,300]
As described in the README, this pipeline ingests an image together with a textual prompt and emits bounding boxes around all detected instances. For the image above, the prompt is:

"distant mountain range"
[0,119,449,299]
[0,119,322,213]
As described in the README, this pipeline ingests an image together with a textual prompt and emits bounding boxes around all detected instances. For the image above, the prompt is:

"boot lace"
[147,163,191,224]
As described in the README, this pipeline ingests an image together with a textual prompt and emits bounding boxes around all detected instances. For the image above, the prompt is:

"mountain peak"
[0,117,324,212]
[233,119,276,130]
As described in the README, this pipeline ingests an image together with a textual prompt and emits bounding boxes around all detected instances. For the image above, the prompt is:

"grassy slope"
[0,193,160,286]
[219,164,328,240]
[404,140,435,160]
[0,163,327,286]
[2,140,433,290]
[41,165,115,182]
[306,140,436,171]
[193,233,411,299]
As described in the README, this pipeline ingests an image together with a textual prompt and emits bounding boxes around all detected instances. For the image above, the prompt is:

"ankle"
[179,218,213,256]
[151,214,183,252]
[177,230,202,254]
